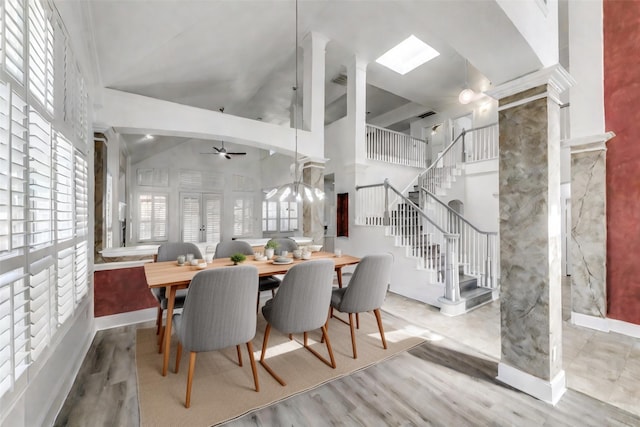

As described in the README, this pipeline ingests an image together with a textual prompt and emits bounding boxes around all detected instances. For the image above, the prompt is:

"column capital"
[487,64,575,106]
[562,131,615,154]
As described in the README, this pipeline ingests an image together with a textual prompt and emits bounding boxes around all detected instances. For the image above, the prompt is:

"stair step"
[459,274,477,293]
[461,287,493,311]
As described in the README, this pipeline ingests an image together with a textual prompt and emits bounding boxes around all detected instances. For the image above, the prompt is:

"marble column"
[568,134,614,329]
[94,133,108,264]
[303,161,325,244]
[488,65,573,405]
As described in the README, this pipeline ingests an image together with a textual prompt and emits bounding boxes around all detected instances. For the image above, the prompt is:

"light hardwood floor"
[54,280,640,426]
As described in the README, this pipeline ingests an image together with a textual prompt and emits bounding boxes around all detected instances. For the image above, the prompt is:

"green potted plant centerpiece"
[264,240,279,260]
[230,253,247,265]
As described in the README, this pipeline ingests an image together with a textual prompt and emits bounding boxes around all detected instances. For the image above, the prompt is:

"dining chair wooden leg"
[156,307,163,335]
[373,308,387,349]
[260,324,286,386]
[175,342,183,373]
[321,325,336,368]
[246,341,259,392]
[185,352,197,408]
[336,267,343,288]
[356,313,360,329]
[349,313,358,359]
[158,325,165,354]
[236,345,243,366]
[288,333,293,340]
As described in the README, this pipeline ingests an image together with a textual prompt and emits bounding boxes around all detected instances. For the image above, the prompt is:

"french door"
[180,192,222,243]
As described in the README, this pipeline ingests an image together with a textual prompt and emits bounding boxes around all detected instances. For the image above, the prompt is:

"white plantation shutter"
[27,0,54,114]
[29,258,53,362]
[204,194,221,243]
[53,133,72,241]
[27,108,51,249]
[74,241,87,303]
[181,194,200,243]
[0,81,9,252]
[4,0,25,83]
[233,197,253,237]
[56,247,73,325]
[138,193,167,241]
[9,268,28,380]
[74,151,87,237]
[0,268,25,396]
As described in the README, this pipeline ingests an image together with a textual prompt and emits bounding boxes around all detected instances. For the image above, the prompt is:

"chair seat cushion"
[259,276,281,292]
[330,287,347,310]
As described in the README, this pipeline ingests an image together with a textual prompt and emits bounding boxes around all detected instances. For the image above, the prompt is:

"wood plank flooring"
[54,294,640,427]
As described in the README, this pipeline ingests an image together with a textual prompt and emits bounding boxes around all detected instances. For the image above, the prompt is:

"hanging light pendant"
[266,0,324,204]
[458,59,476,105]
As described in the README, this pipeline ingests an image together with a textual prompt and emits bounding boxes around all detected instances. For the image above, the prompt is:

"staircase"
[355,123,500,316]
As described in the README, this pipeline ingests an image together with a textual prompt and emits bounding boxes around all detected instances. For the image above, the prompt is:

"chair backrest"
[268,238,298,255]
[214,240,254,259]
[267,259,334,334]
[337,254,393,313]
[177,266,259,352]
[157,242,203,262]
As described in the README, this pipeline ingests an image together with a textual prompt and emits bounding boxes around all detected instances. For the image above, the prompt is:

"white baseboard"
[571,312,640,338]
[497,363,566,405]
[94,307,157,331]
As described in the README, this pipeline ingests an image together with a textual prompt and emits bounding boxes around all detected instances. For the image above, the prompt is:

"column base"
[497,363,566,405]
[438,297,466,317]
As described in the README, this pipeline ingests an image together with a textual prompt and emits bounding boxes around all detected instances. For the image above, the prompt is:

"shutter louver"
[54,133,72,241]
[0,268,25,396]
[29,259,53,362]
[74,241,87,303]
[4,0,25,83]
[6,87,27,253]
[27,0,54,114]
[74,151,87,236]
[56,247,73,325]
[204,195,221,243]
[27,108,51,249]
[0,81,9,253]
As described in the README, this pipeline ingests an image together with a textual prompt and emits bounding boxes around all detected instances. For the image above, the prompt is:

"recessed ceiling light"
[375,35,440,75]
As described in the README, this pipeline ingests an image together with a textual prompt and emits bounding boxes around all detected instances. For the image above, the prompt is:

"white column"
[347,56,368,164]
[302,32,329,143]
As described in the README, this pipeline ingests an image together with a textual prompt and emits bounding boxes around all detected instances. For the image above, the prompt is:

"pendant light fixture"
[266,0,324,204]
[458,59,475,105]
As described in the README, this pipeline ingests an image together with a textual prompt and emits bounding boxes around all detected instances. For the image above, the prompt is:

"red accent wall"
[604,0,640,324]
[94,267,158,317]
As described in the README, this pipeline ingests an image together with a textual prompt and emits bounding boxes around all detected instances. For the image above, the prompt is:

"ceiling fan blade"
[225,154,232,160]
[227,152,247,156]
[213,146,222,153]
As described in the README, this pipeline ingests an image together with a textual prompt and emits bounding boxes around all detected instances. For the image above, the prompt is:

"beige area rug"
[136,311,426,426]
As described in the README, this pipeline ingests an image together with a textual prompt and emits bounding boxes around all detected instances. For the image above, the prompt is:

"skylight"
[375,35,440,75]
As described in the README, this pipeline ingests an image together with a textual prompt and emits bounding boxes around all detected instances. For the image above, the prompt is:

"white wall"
[464,160,500,232]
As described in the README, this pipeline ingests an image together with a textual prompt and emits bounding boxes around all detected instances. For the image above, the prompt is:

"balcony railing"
[366,124,429,169]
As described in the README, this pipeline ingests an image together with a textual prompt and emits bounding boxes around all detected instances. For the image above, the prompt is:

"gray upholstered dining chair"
[260,259,336,386]
[154,242,203,353]
[329,253,393,359]
[266,237,298,256]
[214,240,281,306]
[172,265,260,408]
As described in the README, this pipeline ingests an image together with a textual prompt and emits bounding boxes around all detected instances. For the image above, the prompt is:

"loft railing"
[366,124,429,169]
[420,187,498,289]
[355,179,462,303]
[463,123,499,163]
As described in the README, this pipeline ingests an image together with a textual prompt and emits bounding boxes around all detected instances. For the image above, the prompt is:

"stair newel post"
[443,233,460,302]
[383,179,390,226]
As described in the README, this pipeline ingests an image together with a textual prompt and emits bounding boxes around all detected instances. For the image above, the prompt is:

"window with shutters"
[53,133,72,241]
[4,0,25,84]
[179,193,221,244]
[27,0,54,114]
[28,108,51,249]
[138,193,167,242]
[262,200,298,233]
[233,197,253,237]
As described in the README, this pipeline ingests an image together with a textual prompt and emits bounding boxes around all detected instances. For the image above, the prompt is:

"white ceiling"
[54,0,555,160]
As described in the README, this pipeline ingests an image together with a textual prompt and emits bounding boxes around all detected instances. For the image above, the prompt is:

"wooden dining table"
[144,251,360,376]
